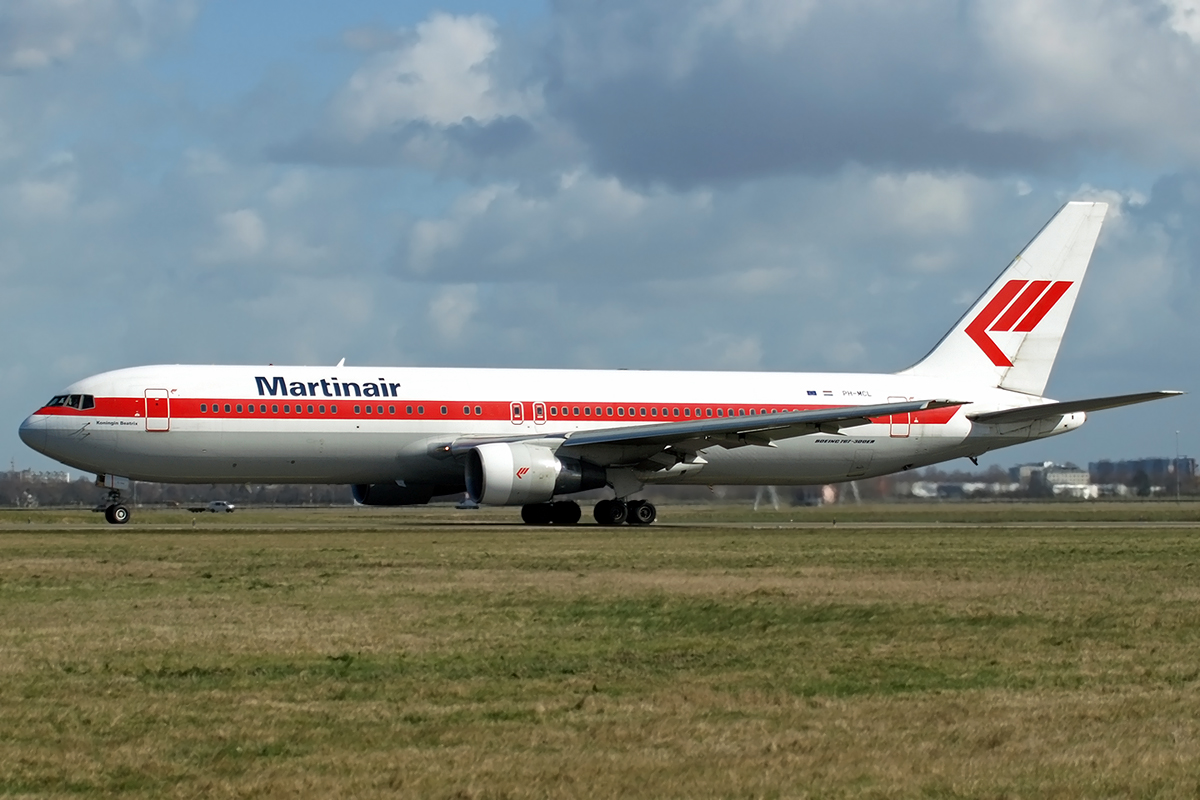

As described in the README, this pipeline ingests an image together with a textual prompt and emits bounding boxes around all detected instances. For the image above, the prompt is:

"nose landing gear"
[97,478,131,525]
[103,502,130,524]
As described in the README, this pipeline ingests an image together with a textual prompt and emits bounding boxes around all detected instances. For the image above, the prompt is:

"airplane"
[18,201,1182,525]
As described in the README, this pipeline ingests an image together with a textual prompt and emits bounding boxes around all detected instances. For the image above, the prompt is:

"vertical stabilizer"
[901,201,1108,396]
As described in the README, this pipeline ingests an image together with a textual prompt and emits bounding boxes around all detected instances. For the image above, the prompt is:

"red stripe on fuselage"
[35,398,962,425]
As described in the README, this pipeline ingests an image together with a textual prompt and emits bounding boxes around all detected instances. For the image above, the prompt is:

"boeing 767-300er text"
[19,201,1182,525]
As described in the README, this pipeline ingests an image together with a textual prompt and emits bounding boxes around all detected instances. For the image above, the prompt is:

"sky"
[3,0,1199,475]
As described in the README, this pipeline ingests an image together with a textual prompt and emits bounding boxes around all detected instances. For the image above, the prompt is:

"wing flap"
[967,390,1183,425]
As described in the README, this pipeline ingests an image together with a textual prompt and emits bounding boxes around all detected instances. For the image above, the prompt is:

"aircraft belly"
[46,422,459,484]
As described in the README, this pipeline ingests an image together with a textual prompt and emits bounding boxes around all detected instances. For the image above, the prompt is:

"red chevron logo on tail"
[966,279,1073,367]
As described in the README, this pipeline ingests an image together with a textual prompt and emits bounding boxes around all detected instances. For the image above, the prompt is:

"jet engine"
[465,443,606,506]
[352,482,451,506]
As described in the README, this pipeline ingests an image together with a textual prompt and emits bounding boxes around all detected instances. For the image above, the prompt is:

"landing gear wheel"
[550,501,581,525]
[626,500,656,526]
[521,503,553,525]
[593,499,628,526]
[105,504,130,525]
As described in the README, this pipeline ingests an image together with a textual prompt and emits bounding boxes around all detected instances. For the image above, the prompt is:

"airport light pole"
[1176,430,1181,504]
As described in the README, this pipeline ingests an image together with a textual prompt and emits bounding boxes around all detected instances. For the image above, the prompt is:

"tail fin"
[901,200,1108,396]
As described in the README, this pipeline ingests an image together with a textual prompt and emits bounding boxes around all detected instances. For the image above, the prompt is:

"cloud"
[0,0,200,73]
[959,0,1200,163]
[275,13,548,173]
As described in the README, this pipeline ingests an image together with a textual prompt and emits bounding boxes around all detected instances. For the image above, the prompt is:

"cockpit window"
[44,394,94,410]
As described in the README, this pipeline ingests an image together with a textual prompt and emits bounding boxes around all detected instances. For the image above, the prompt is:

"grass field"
[2,503,1200,798]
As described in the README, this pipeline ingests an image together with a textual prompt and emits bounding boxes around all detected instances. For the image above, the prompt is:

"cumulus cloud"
[960,0,1200,162]
[276,13,547,171]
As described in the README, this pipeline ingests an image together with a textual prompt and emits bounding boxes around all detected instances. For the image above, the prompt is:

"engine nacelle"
[352,482,439,506]
[465,443,606,506]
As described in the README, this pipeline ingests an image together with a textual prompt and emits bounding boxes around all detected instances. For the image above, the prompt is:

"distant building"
[1090,458,1196,486]
[1008,462,1097,498]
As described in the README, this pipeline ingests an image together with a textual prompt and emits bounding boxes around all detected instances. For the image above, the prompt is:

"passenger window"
[308,405,315,414]
[572,407,580,416]
[365,406,372,414]
[584,407,591,416]
[377,406,383,414]
[717,409,723,417]
[331,405,337,413]
[475,406,481,416]
[606,407,613,416]
[201,404,207,413]
[406,405,413,414]
[684,408,690,417]
[354,405,361,414]
[319,405,325,414]
[224,404,231,413]
[284,405,290,413]
[672,408,679,417]
[272,405,278,413]
[441,405,448,415]
[417,405,424,414]
[651,408,658,417]
[248,405,254,413]
[236,404,243,413]
[550,406,558,416]
[389,406,395,414]
[464,405,471,415]
[639,408,646,416]
[617,407,625,416]
[706,408,712,417]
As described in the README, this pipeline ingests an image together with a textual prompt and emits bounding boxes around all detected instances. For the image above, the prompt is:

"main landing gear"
[521,501,583,525]
[593,498,656,526]
[519,499,658,526]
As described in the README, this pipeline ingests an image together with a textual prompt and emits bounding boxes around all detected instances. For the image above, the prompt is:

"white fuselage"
[18,364,1082,490]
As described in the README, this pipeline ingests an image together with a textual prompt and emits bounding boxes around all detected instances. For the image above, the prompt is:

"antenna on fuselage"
[336,358,346,367]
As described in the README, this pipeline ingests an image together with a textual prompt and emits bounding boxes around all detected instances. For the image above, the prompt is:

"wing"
[447,398,966,459]
[967,390,1183,425]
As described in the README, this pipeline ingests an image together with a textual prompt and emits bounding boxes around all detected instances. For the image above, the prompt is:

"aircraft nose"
[18,414,47,454]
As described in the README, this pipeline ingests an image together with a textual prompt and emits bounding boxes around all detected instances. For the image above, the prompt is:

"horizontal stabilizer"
[967,390,1183,425]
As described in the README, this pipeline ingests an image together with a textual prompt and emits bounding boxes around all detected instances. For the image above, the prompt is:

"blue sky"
[4,0,1200,476]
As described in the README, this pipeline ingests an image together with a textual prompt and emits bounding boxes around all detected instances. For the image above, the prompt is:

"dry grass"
[1,505,1200,797]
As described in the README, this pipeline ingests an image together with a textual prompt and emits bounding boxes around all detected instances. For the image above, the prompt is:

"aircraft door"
[888,396,911,438]
[145,389,170,432]
[533,403,546,425]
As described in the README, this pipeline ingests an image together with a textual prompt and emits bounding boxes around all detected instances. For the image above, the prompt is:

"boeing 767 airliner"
[19,201,1182,525]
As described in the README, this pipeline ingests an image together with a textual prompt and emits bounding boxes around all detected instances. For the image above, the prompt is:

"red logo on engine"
[516,467,530,479]
[966,279,1073,367]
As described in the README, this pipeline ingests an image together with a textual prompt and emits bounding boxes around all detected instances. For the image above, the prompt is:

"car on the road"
[204,500,235,513]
